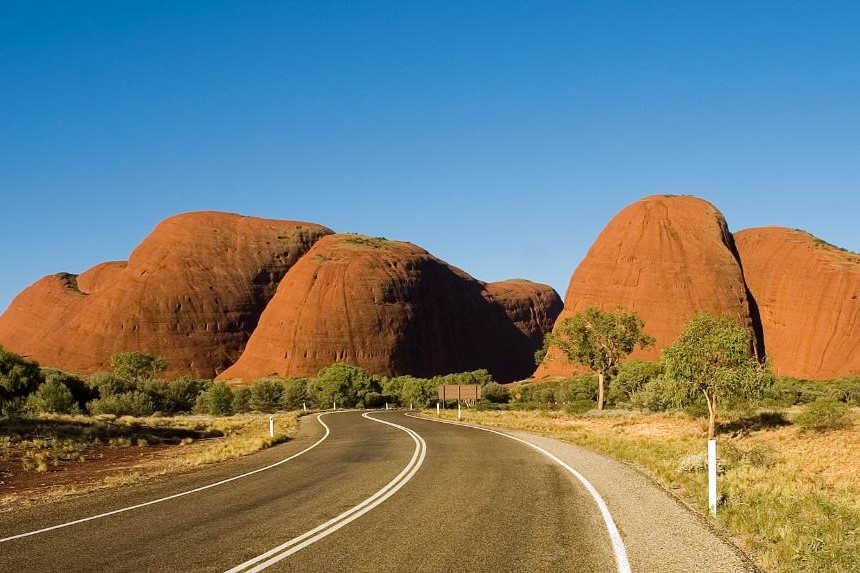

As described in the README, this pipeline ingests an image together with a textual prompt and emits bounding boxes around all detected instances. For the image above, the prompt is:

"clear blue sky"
[2,2,859,313]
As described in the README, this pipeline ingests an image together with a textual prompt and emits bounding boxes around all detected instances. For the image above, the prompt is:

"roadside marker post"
[436,403,440,416]
[409,403,413,411]
[302,402,307,412]
[269,416,274,438]
[385,403,389,410]
[708,439,717,517]
[333,401,337,411]
[457,402,462,421]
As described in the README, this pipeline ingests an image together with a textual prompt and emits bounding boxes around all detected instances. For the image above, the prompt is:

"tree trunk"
[597,372,605,410]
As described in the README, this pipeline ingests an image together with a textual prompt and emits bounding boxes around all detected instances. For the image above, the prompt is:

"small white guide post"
[302,402,307,412]
[708,438,717,517]
[457,401,462,421]
[333,401,337,411]
[436,403,440,416]
[409,403,413,411]
[269,416,274,438]
[385,402,389,410]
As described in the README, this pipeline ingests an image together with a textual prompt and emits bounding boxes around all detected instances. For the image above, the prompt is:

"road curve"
[0,411,619,572]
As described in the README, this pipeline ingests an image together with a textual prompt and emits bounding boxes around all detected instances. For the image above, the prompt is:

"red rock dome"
[218,234,561,383]
[0,212,333,378]
[535,195,759,378]
[735,227,860,380]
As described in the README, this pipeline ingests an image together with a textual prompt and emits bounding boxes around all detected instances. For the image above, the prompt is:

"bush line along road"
[0,410,753,573]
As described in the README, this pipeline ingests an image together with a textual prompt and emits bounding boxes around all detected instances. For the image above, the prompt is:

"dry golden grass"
[436,408,860,573]
[0,411,301,512]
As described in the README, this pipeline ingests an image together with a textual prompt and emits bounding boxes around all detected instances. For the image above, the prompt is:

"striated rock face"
[535,194,760,378]
[0,212,333,378]
[218,234,562,383]
[735,227,860,380]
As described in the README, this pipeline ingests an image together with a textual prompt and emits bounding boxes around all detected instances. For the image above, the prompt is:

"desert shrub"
[0,347,44,414]
[679,453,725,475]
[194,382,234,415]
[630,376,676,411]
[564,375,598,401]
[398,376,436,408]
[363,391,386,408]
[280,378,311,410]
[824,378,860,405]
[26,378,78,414]
[88,391,155,417]
[249,379,283,412]
[608,361,663,406]
[765,377,860,407]
[88,373,137,396]
[232,386,252,413]
[538,387,557,405]
[564,399,595,415]
[795,399,857,432]
[313,364,378,408]
[110,351,167,384]
[482,382,510,404]
[160,376,207,413]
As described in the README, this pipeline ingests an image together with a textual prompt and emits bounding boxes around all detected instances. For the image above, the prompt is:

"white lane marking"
[407,413,632,573]
[0,413,333,544]
[225,412,427,573]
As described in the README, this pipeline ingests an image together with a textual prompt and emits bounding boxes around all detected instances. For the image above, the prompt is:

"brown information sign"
[437,384,482,402]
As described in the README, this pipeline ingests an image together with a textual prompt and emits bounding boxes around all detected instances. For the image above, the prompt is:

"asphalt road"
[0,411,619,572]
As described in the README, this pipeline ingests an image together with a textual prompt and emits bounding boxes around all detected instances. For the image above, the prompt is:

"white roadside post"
[269,416,274,438]
[385,402,389,410]
[409,403,413,411]
[708,438,718,517]
[333,401,337,411]
[302,402,307,412]
[436,402,440,416]
[457,401,462,421]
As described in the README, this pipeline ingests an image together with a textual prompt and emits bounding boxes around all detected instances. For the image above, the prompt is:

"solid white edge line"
[0,413,334,544]
[407,413,632,573]
[225,412,427,573]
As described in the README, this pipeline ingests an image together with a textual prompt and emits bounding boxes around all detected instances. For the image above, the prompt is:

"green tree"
[662,313,771,439]
[249,379,283,412]
[0,347,44,415]
[398,376,436,408]
[110,352,167,385]
[232,386,252,413]
[313,364,374,408]
[280,378,311,410]
[544,307,654,410]
[608,360,663,406]
[195,382,234,415]
[481,382,510,404]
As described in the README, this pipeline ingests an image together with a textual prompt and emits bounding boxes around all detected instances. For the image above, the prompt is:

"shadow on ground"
[0,417,223,445]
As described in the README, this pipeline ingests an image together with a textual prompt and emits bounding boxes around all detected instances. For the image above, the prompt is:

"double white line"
[225,412,427,573]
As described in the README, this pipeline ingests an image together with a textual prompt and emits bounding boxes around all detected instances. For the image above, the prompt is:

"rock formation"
[218,234,561,383]
[735,227,860,379]
[535,194,760,378]
[0,212,333,378]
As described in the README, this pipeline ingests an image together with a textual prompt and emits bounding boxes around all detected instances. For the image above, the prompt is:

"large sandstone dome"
[735,227,860,380]
[535,194,760,378]
[0,212,333,378]
[218,234,562,383]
